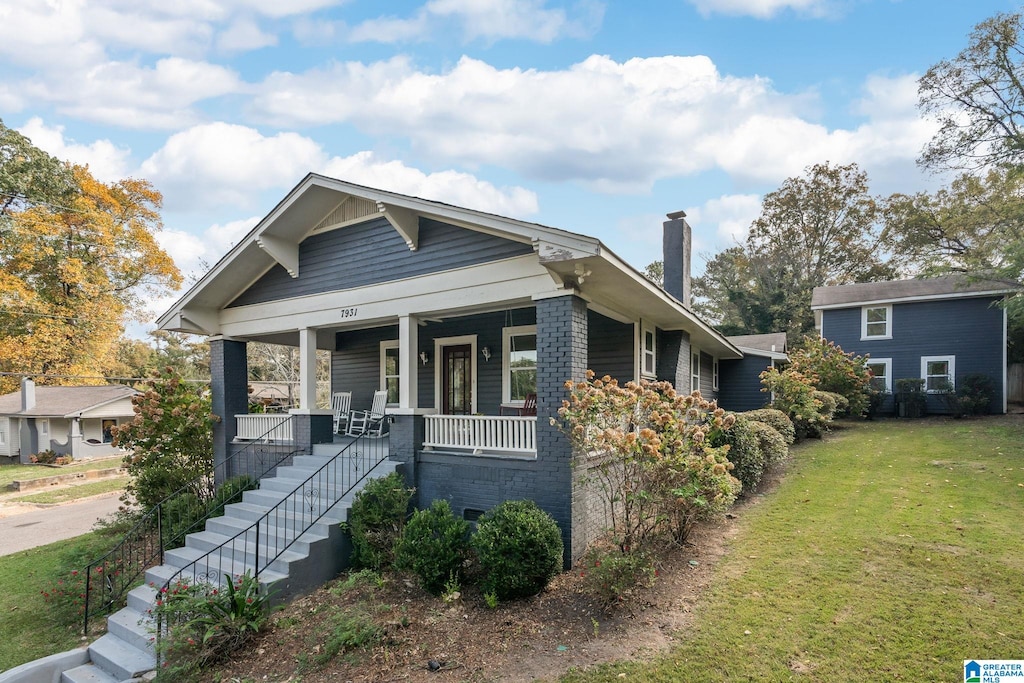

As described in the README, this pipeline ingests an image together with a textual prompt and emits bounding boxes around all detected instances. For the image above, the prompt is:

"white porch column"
[298,327,318,410]
[399,315,419,410]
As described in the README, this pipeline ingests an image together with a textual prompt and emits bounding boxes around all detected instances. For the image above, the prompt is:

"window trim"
[101,419,118,444]
[691,348,701,393]
[502,325,537,405]
[0,422,6,446]
[379,340,400,407]
[866,358,892,393]
[861,304,892,340]
[640,321,657,380]
[921,355,955,393]
[39,418,49,439]
[434,334,478,414]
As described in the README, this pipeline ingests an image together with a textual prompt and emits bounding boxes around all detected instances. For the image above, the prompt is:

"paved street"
[0,492,124,557]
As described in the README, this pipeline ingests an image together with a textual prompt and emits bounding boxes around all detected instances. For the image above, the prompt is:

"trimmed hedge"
[472,500,563,601]
[743,408,795,445]
[395,499,470,595]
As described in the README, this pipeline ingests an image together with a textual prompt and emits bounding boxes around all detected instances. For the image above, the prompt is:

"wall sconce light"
[481,346,491,362]
[419,351,429,365]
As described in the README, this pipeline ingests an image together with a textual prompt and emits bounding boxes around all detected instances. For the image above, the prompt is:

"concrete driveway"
[0,492,124,557]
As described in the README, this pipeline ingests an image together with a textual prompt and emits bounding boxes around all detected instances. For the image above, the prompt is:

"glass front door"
[442,344,473,414]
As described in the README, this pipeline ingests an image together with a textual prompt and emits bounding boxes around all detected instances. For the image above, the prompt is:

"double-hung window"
[503,325,537,404]
[866,358,892,393]
[922,355,955,392]
[641,323,657,379]
[102,419,117,444]
[691,350,700,393]
[712,359,719,391]
[380,341,400,406]
[862,305,892,339]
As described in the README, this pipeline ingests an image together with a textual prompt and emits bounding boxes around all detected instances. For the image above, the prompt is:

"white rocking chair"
[346,390,388,437]
[331,391,352,434]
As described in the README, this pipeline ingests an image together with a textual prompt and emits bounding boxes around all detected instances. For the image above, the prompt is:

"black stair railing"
[82,416,302,634]
[154,429,390,648]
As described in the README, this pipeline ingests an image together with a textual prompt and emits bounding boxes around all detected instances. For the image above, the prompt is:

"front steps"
[52,443,396,683]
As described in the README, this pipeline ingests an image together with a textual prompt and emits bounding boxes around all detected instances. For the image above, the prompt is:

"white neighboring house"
[0,379,138,463]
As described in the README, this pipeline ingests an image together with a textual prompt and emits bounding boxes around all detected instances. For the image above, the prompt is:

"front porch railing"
[423,415,537,455]
[236,413,293,441]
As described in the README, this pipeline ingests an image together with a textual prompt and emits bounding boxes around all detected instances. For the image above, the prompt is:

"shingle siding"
[230,217,533,307]
[821,296,1005,414]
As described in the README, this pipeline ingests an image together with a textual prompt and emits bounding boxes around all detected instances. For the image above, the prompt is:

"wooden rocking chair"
[346,390,388,437]
[331,391,352,434]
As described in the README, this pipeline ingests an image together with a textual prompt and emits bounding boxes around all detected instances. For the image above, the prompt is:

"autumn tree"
[0,122,181,393]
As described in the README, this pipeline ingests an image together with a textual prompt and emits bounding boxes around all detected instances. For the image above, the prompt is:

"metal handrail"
[81,416,301,634]
[155,430,390,649]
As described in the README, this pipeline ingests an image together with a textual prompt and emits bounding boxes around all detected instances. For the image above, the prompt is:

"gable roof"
[726,333,788,359]
[157,173,742,359]
[811,275,1016,310]
[0,385,138,418]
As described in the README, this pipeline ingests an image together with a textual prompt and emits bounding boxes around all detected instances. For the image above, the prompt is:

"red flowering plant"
[151,572,270,677]
[557,373,740,552]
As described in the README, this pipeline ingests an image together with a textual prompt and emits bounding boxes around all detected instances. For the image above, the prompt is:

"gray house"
[156,174,753,560]
[811,276,1013,415]
[0,379,137,463]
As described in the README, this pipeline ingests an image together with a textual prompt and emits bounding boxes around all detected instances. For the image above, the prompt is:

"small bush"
[788,337,873,416]
[760,367,828,441]
[895,378,927,418]
[941,373,995,417]
[822,391,850,416]
[712,415,766,493]
[394,499,470,595]
[31,450,58,464]
[747,420,788,467]
[743,409,795,445]
[580,545,656,607]
[473,500,563,601]
[346,472,414,571]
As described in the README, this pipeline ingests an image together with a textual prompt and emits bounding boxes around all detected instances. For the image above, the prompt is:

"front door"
[442,344,473,414]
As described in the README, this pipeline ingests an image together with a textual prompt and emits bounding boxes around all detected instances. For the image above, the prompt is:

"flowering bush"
[558,373,740,549]
[579,543,656,608]
[788,337,873,416]
[743,409,795,445]
[760,366,827,440]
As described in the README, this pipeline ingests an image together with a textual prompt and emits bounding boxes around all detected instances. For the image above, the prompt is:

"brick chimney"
[21,378,35,412]
[662,210,692,307]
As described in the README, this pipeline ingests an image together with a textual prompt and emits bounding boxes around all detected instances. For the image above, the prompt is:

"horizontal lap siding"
[821,296,1005,414]
[332,327,398,411]
[717,356,773,412]
[231,217,534,307]
[587,311,633,384]
[700,351,716,401]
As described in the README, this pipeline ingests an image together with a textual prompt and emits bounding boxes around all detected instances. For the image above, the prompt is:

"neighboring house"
[156,174,753,562]
[0,379,138,463]
[717,333,789,412]
[811,276,1013,415]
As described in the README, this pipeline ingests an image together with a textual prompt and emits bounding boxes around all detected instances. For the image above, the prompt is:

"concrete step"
[223,501,348,525]
[188,529,316,561]
[144,559,287,592]
[87,634,154,682]
[106,608,154,654]
[166,541,300,576]
[127,584,158,614]
[204,513,333,548]
[60,663,120,683]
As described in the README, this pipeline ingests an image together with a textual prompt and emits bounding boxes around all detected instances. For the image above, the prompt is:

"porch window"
[641,323,656,379]
[503,325,537,404]
[922,355,955,392]
[691,350,700,393]
[862,305,892,339]
[380,341,400,406]
[102,419,117,444]
[866,358,892,393]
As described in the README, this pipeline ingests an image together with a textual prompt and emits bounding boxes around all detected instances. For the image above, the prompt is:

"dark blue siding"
[821,296,1005,414]
[230,217,533,307]
[588,311,633,384]
[700,351,716,400]
[332,326,397,412]
[717,355,773,412]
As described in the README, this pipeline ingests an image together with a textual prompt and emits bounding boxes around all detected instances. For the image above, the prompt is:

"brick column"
[210,338,248,483]
[534,294,588,567]
[657,329,691,391]
[388,414,423,494]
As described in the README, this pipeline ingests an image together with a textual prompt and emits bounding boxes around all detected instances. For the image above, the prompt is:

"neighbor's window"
[0,426,5,446]
[866,359,892,393]
[922,355,955,392]
[862,305,892,339]
[691,350,700,393]
[39,419,48,439]
[102,419,117,444]
[641,323,657,378]
[380,341,400,405]
[503,325,537,403]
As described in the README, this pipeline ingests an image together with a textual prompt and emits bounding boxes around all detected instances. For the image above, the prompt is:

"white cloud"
[217,17,278,52]
[686,0,832,19]
[685,194,763,246]
[17,117,132,182]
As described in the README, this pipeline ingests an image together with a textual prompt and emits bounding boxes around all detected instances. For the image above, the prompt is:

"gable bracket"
[378,201,420,251]
[256,235,300,278]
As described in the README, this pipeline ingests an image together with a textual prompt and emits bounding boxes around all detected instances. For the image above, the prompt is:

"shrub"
[711,415,766,493]
[788,337,873,416]
[580,544,656,607]
[895,378,927,418]
[760,367,827,440]
[747,420,788,467]
[558,375,740,549]
[31,449,58,464]
[394,499,470,595]
[162,476,256,549]
[472,500,563,601]
[346,472,414,571]
[940,373,995,417]
[743,408,795,445]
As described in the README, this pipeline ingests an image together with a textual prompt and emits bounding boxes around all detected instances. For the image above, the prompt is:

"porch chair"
[331,391,352,434]
[521,392,537,416]
[346,390,388,437]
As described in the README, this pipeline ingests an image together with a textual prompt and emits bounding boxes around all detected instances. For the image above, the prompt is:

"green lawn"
[10,477,128,504]
[0,457,124,489]
[564,417,1024,682]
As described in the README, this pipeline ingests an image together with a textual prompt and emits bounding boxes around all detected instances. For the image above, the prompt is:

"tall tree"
[0,124,181,393]
[918,11,1024,172]
[693,162,894,337]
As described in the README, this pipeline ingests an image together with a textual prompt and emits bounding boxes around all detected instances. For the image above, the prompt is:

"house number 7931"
[339,307,358,318]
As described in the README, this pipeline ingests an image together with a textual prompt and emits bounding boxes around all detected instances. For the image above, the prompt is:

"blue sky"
[1,0,1019,325]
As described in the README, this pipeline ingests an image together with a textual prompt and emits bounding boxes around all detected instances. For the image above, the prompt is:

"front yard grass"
[10,477,127,504]
[564,417,1024,682]
[0,457,124,489]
